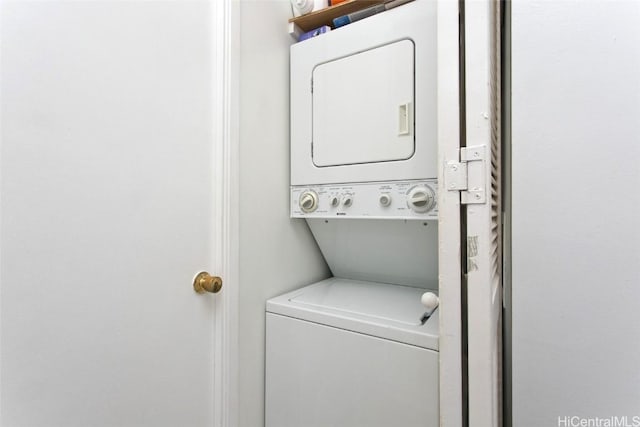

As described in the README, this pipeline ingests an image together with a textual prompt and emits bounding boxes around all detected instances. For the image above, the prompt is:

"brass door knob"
[193,271,223,294]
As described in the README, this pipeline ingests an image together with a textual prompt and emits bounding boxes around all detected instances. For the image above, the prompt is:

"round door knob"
[193,271,223,294]
[299,190,319,213]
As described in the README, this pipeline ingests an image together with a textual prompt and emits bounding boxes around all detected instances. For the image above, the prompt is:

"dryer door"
[312,39,415,167]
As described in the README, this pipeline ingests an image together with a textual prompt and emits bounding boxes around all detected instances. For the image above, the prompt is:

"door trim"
[437,0,464,426]
[212,1,240,426]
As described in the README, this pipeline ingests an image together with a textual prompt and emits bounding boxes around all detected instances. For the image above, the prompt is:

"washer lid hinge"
[445,145,487,205]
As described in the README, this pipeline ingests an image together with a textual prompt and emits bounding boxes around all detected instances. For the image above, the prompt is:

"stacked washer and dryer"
[266,2,440,426]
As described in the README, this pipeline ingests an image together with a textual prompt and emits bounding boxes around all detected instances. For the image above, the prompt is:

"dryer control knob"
[379,193,392,207]
[330,196,340,207]
[407,185,436,213]
[342,195,353,207]
[299,190,319,213]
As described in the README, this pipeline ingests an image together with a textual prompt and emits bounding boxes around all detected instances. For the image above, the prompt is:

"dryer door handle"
[398,102,411,136]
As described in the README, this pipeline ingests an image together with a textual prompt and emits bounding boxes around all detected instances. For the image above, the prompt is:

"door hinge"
[445,145,487,204]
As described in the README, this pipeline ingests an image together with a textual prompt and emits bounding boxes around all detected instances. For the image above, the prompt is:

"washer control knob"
[420,292,440,319]
[379,193,392,207]
[342,195,353,207]
[330,196,340,207]
[421,292,440,311]
[299,190,319,213]
[407,185,436,213]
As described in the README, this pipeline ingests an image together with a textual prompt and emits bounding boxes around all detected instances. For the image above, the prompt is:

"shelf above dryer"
[289,0,384,33]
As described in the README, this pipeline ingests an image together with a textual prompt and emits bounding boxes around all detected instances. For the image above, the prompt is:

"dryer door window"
[312,39,415,167]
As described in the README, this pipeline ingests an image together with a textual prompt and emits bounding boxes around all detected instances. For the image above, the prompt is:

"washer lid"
[266,277,439,350]
[290,278,425,326]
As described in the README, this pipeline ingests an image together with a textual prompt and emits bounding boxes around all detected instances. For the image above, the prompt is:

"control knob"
[299,190,319,213]
[379,193,392,207]
[407,185,436,213]
[420,292,440,321]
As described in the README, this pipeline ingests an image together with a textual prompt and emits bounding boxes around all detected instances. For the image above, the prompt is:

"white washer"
[265,278,439,427]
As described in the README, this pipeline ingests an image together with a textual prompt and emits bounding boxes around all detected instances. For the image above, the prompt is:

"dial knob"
[299,190,319,213]
[379,193,392,207]
[342,195,353,207]
[421,292,440,312]
[330,196,340,207]
[420,292,440,319]
[407,185,436,213]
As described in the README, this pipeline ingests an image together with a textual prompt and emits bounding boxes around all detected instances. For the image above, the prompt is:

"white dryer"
[290,0,438,220]
[290,0,437,186]
[265,278,439,427]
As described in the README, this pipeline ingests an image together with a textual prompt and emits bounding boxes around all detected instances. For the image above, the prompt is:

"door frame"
[212,1,240,426]
[437,0,464,426]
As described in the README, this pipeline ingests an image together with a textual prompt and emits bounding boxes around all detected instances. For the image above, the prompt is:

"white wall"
[511,2,640,425]
[237,2,330,427]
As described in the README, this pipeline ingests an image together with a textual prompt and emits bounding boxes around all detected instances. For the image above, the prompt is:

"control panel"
[291,180,438,219]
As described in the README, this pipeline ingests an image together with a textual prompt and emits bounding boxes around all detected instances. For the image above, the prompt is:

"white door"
[438,0,503,426]
[464,0,503,426]
[0,2,232,426]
